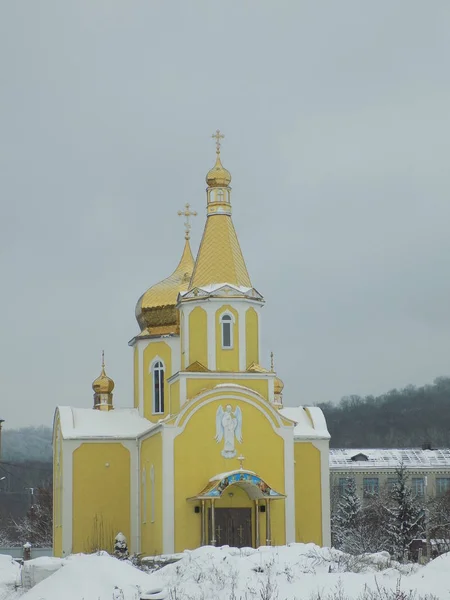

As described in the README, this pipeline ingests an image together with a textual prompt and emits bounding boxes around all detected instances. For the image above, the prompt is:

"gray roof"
[330,448,450,470]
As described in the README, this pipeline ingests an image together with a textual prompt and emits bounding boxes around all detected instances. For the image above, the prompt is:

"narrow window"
[411,477,424,497]
[142,467,147,524]
[153,361,164,414]
[221,314,233,349]
[150,465,155,523]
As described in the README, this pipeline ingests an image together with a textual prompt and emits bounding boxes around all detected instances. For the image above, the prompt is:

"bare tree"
[11,486,52,547]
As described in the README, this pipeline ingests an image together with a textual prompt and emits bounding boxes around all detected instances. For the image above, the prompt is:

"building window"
[338,477,354,496]
[412,477,425,497]
[436,477,450,497]
[153,361,164,414]
[387,477,398,492]
[363,477,379,496]
[220,313,233,349]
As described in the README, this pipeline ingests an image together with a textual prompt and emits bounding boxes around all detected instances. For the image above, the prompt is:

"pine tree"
[385,464,424,561]
[333,478,362,551]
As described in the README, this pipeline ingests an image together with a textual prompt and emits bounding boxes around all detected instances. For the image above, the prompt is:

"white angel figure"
[215,404,242,458]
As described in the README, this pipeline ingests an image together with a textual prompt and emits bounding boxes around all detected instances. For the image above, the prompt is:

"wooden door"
[209,508,252,548]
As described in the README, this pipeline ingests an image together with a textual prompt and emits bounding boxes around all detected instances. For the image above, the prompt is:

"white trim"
[239,307,246,371]
[219,310,234,350]
[162,426,179,553]
[207,308,216,370]
[179,375,187,407]
[280,427,295,543]
[61,439,78,556]
[138,340,144,415]
[174,389,288,435]
[183,308,190,367]
[312,439,331,547]
[124,439,139,555]
[167,370,276,384]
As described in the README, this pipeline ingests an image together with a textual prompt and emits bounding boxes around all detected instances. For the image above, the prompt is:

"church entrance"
[208,508,252,548]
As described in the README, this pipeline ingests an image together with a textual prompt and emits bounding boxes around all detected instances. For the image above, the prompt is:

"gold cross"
[212,129,224,154]
[237,455,246,470]
[270,351,274,372]
[177,203,197,240]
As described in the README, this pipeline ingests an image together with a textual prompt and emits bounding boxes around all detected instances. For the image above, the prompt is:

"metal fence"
[0,546,52,559]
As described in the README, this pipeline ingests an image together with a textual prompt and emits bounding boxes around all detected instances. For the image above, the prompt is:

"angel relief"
[215,405,242,458]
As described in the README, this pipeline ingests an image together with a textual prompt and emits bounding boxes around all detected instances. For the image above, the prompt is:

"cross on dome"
[212,129,224,154]
[177,203,197,240]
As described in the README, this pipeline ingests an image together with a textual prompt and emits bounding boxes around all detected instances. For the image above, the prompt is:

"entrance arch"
[188,469,285,547]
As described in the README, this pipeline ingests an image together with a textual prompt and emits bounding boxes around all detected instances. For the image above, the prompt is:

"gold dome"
[206,154,232,188]
[274,376,284,395]
[135,239,194,335]
[92,357,115,394]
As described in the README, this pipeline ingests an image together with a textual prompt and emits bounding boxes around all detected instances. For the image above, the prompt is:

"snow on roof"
[330,448,450,470]
[57,406,155,440]
[279,406,330,440]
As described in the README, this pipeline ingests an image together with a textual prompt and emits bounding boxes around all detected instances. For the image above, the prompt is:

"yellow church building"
[52,132,331,557]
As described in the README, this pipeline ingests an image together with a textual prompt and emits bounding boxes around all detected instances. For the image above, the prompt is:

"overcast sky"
[1,2,450,429]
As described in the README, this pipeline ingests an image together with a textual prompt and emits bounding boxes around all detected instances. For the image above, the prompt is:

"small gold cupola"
[92,351,114,411]
[205,129,232,217]
[271,352,284,408]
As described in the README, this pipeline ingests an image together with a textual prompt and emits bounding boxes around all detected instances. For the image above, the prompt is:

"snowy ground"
[1,544,450,600]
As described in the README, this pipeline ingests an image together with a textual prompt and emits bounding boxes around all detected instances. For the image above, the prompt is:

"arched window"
[220,313,233,349]
[152,361,164,414]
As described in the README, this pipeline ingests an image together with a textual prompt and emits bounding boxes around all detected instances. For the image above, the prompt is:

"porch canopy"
[187,469,284,547]
[187,469,285,501]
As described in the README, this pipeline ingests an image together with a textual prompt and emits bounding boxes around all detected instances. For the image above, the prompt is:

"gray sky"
[1,2,450,429]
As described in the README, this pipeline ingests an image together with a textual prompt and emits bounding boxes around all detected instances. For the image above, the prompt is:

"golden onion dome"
[92,357,115,394]
[206,154,232,188]
[135,239,194,335]
[274,376,284,395]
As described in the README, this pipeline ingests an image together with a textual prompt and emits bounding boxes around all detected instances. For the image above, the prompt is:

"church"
[52,132,331,557]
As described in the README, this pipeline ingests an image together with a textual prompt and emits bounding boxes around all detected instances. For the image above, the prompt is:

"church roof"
[135,239,194,334]
[330,448,450,470]
[189,214,252,289]
[56,406,154,439]
[279,406,330,440]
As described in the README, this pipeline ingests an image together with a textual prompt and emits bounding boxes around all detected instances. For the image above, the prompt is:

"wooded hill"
[1,376,450,462]
[318,376,450,448]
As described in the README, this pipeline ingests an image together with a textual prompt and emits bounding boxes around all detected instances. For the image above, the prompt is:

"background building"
[330,448,450,499]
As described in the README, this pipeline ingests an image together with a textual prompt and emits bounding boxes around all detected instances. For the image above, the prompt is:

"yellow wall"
[134,346,139,409]
[189,307,208,367]
[140,433,163,556]
[143,341,172,422]
[53,418,62,557]
[170,380,180,415]
[294,442,322,545]
[245,308,259,368]
[72,443,130,554]
[215,305,239,371]
[174,393,285,551]
[186,377,268,402]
